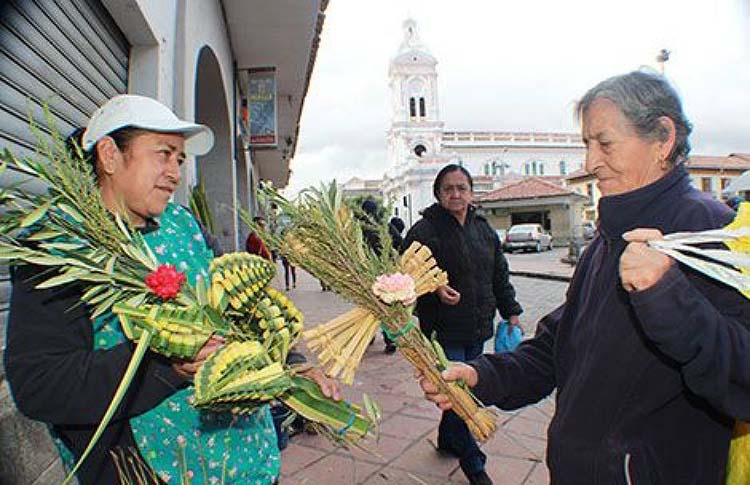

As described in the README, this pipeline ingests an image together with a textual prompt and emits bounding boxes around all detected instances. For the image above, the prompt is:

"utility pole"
[656,48,671,74]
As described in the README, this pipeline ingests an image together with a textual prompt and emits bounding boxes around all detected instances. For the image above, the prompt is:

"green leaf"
[121,243,157,270]
[19,201,51,228]
[114,214,133,241]
[363,393,382,423]
[282,376,373,439]
[195,275,208,306]
[1,149,36,175]
[125,292,147,308]
[76,273,115,284]
[0,245,30,259]
[39,241,85,251]
[84,287,115,306]
[104,255,117,274]
[90,291,122,320]
[57,203,84,223]
[35,269,88,289]
[23,254,68,266]
[81,285,107,302]
[25,228,64,241]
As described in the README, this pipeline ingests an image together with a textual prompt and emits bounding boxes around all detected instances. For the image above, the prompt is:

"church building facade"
[382,19,587,230]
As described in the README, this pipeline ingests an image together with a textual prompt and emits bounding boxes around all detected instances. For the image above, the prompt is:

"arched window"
[408,78,426,120]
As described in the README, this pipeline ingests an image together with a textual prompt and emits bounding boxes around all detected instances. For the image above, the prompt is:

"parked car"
[504,223,553,253]
[582,221,596,241]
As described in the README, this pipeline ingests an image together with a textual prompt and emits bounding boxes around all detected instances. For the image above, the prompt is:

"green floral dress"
[62,203,280,484]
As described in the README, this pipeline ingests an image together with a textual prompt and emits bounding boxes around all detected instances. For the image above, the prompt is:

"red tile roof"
[537,175,565,186]
[478,177,582,202]
[565,168,593,181]
[685,154,750,171]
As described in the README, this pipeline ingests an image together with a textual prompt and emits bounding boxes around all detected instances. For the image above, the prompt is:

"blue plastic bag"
[494,320,523,353]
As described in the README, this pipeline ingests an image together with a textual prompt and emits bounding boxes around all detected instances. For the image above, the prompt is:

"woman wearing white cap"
[4,95,337,484]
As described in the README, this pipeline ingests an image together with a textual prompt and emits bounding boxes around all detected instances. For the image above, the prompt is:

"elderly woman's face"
[104,132,185,225]
[437,170,473,217]
[582,98,669,196]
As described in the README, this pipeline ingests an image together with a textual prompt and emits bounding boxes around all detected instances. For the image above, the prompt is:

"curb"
[510,270,572,283]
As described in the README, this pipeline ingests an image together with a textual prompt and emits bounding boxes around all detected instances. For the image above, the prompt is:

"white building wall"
[448,146,585,177]
[103,0,178,104]
[178,0,236,185]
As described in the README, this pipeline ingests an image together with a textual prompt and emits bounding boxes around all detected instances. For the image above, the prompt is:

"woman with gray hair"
[418,70,750,484]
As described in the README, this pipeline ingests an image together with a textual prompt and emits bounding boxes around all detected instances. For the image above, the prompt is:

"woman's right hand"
[436,285,461,305]
[172,335,226,379]
[417,363,478,411]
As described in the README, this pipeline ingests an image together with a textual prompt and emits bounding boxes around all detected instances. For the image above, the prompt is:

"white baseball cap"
[81,94,214,155]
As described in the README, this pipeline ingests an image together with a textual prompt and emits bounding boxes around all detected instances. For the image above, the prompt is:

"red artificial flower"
[145,264,186,300]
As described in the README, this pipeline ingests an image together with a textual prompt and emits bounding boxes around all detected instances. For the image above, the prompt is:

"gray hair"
[576,70,692,165]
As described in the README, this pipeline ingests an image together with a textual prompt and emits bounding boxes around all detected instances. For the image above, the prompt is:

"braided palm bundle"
[248,182,498,442]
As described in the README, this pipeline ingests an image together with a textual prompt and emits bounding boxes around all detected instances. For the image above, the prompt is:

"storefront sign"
[248,67,277,146]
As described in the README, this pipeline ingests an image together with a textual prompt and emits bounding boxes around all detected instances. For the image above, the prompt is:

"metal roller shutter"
[0,0,130,373]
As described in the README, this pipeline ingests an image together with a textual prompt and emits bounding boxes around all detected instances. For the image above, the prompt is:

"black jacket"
[5,264,188,484]
[402,203,522,345]
[470,164,750,484]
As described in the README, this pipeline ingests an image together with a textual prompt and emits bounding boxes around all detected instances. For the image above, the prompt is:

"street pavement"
[275,261,569,485]
[504,247,575,283]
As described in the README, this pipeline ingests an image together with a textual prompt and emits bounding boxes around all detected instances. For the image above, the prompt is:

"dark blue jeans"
[439,341,487,476]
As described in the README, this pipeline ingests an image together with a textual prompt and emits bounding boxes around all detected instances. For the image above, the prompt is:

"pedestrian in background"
[281,255,296,291]
[245,215,273,260]
[419,71,750,484]
[389,216,405,249]
[403,164,522,485]
[360,201,404,353]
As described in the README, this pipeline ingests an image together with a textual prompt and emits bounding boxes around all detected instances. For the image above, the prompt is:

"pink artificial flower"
[372,272,416,305]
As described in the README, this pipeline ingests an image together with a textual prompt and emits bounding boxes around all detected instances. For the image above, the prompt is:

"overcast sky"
[286,0,750,194]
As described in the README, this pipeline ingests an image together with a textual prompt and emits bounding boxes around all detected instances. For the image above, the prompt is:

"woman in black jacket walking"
[403,164,522,485]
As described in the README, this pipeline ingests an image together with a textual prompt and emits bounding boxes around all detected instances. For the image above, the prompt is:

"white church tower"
[387,18,444,166]
[383,19,451,227]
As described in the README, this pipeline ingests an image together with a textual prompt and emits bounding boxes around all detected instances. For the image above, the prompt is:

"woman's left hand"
[301,366,342,401]
[620,229,674,292]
